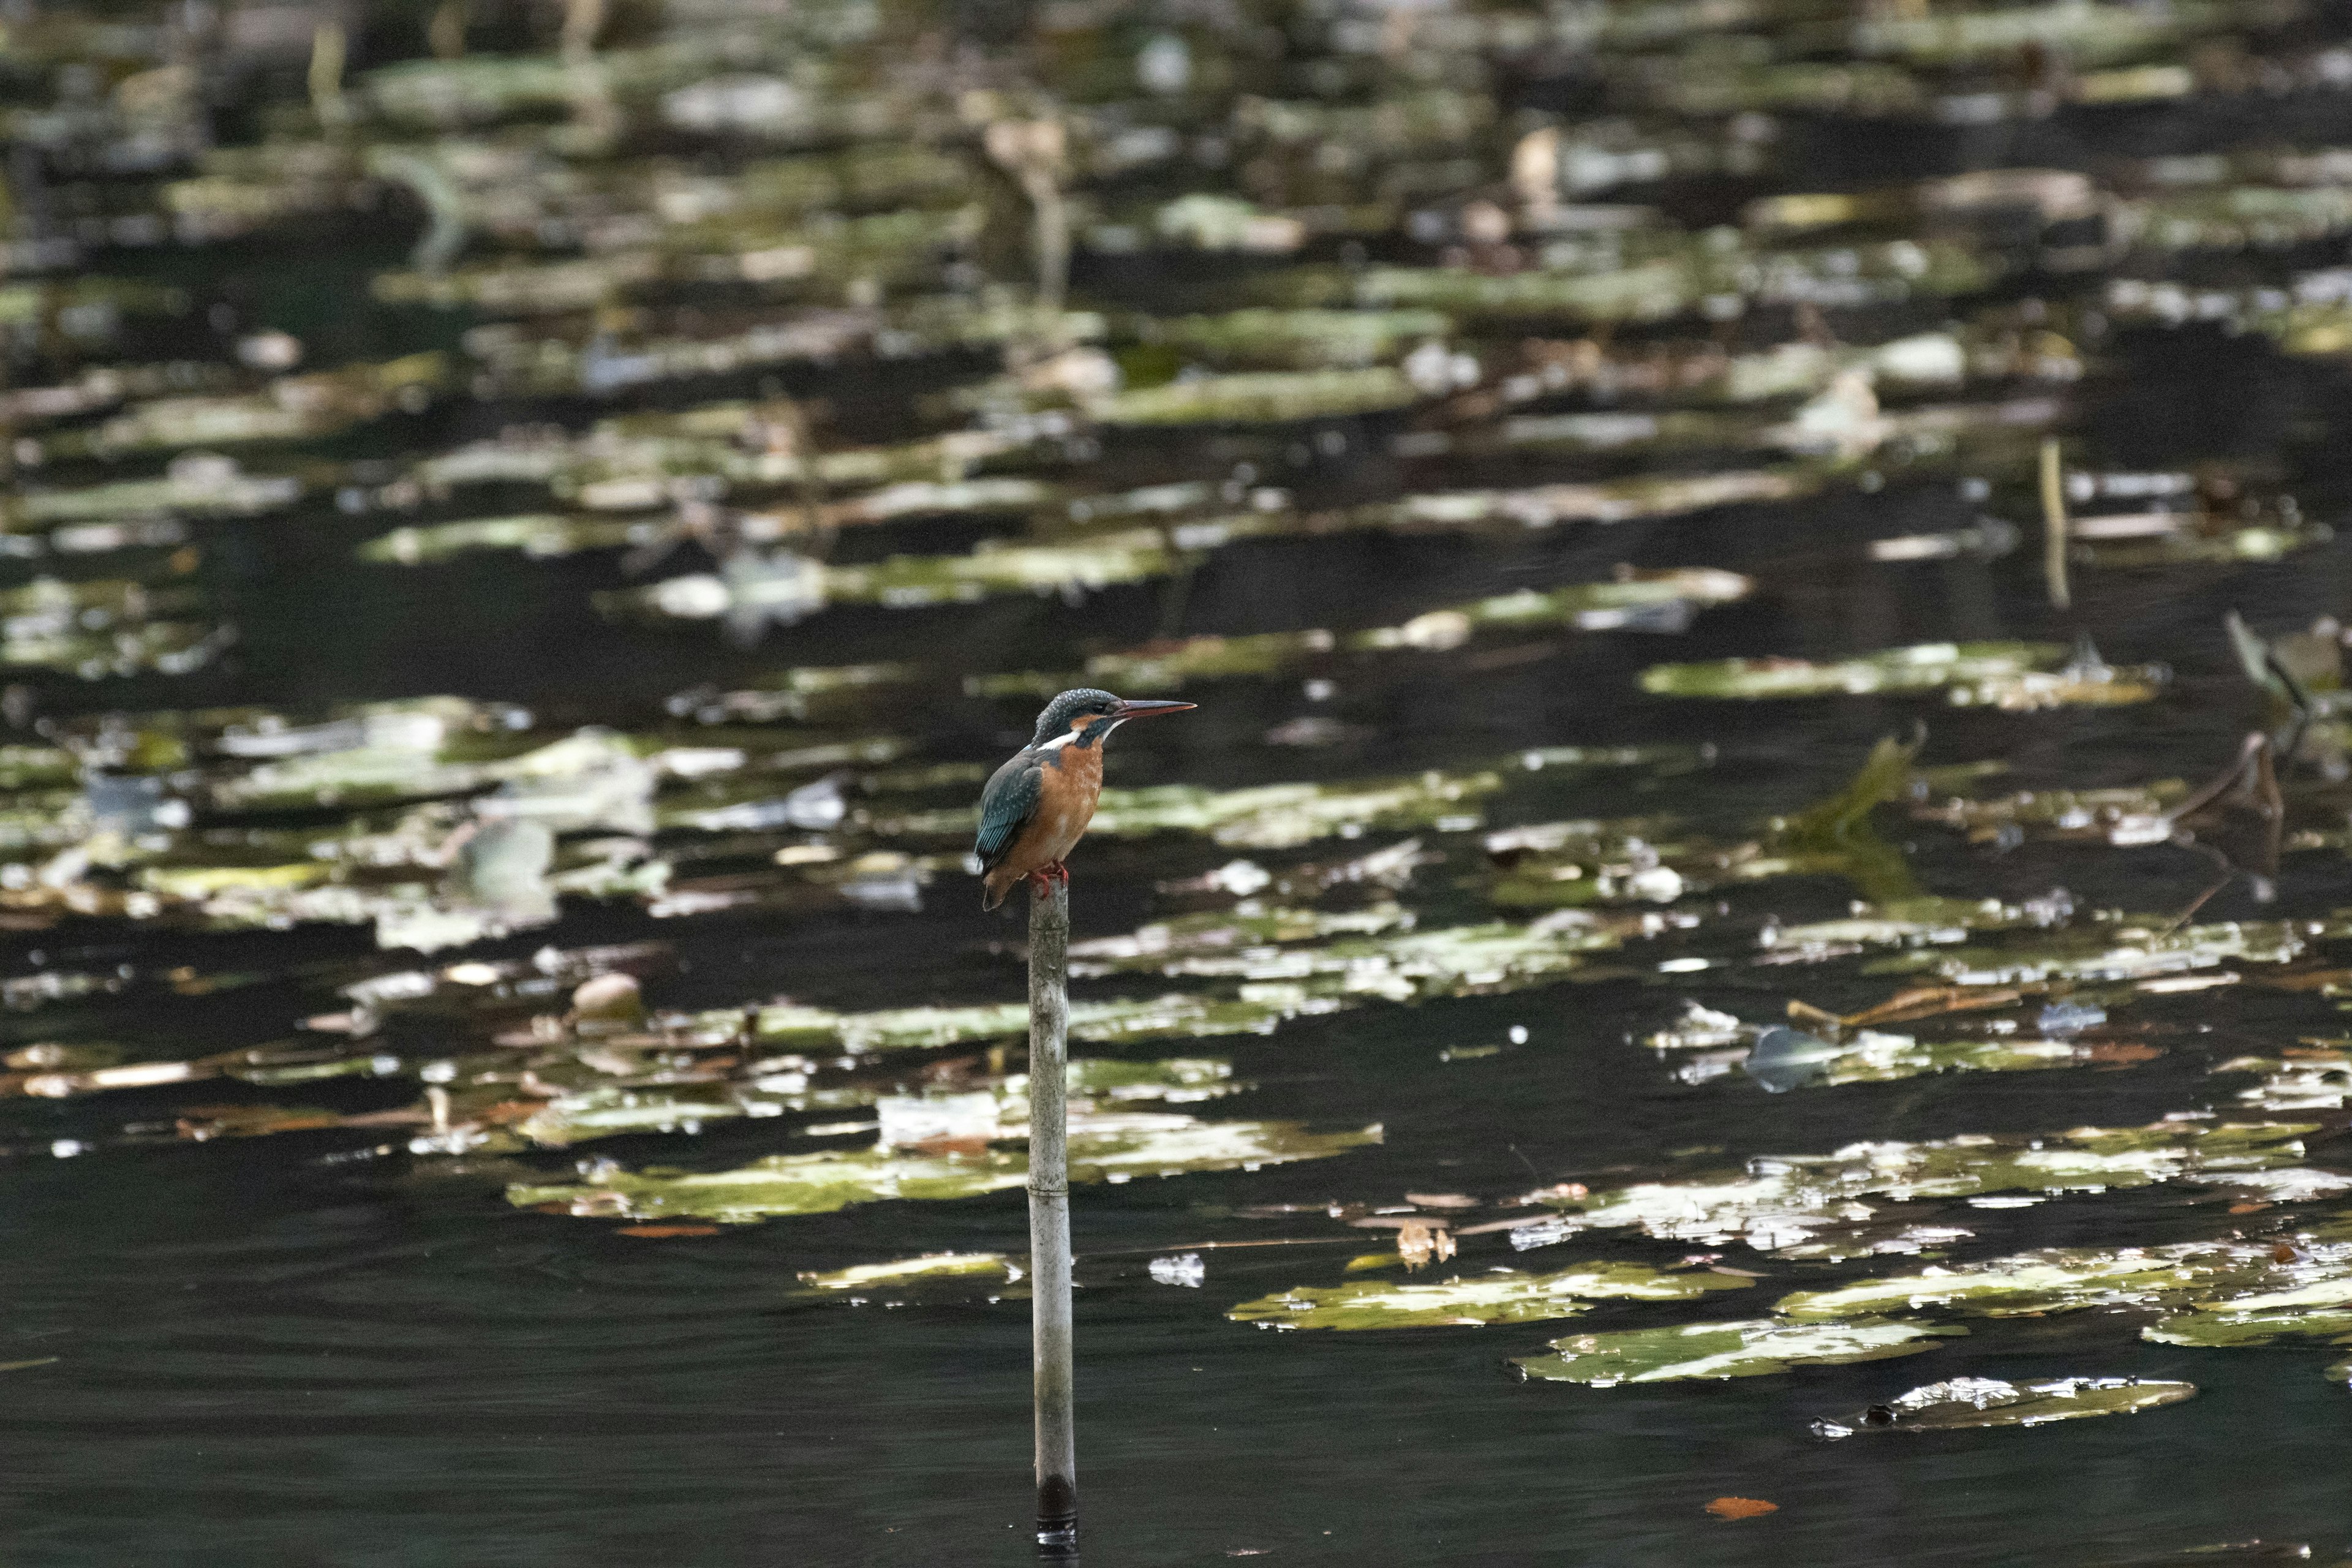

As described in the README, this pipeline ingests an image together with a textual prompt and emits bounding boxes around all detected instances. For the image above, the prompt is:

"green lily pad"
[1521,1121,2317,1257]
[1812,1376,2195,1438]
[507,1115,1380,1222]
[1641,641,2162,706]
[1776,1243,2294,1321]
[796,1253,1017,1291]
[1515,1317,1961,1385]
[1226,1261,1751,1330]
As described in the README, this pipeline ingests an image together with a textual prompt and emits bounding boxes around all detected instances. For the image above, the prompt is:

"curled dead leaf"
[1706,1497,1779,1520]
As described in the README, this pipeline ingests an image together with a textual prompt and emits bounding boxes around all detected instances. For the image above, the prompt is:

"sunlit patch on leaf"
[797,1253,1017,1291]
[506,1115,1379,1221]
[1226,1261,1749,1330]
[1641,641,2163,706]
[1514,1317,1959,1384]
[1812,1376,2195,1438]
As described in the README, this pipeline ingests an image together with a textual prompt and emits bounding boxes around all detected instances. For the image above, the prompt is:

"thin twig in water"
[2039,437,2071,611]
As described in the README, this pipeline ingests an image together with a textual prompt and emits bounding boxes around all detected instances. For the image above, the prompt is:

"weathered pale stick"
[2040,436,2071,612]
[1027,876,1077,1556]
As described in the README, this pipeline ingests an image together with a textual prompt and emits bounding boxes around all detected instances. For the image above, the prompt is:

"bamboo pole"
[1027,875,1077,1557]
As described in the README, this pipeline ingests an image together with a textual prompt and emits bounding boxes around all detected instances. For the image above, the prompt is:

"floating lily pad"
[507,1115,1379,1222]
[1226,1261,1750,1330]
[1812,1376,2195,1438]
[796,1253,1016,1291]
[1517,1121,2316,1257]
[1642,641,2162,706]
[1515,1317,1961,1385]
[1776,1243,2299,1321]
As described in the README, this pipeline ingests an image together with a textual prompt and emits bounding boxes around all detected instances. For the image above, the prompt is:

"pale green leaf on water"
[1069,905,1413,969]
[1226,1261,1751,1330]
[982,568,1753,697]
[1089,771,1505,848]
[1137,309,1455,369]
[1641,641,2162,706]
[2143,1307,2352,1349]
[360,515,643,564]
[0,1357,61,1373]
[507,1115,1379,1221]
[796,1253,1016,1291]
[1880,919,2320,986]
[1721,1028,2159,1093]
[2139,1254,2352,1348]
[1812,1376,2195,1438]
[1518,1121,2317,1256]
[1514,1316,1960,1385]
[1775,1242,2302,1321]
[1356,470,1814,532]
[1093,368,1423,425]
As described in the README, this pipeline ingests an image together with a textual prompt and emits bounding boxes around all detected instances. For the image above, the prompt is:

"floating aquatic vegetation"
[1776,1242,2318,1322]
[42,353,446,458]
[508,1114,1381,1221]
[1912,781,2188,847]
[1717,1026,2160,1095]
[11,453,302,529]
[982,568,1752,697]
[1812,1378,2196,1439]
[1272,239,1997,325]
[1135,310,1453,371]
[1226,1261,1749,1330]
[915,768,1515,850]
[1513,1121,2318,1258]
[1093,368,1423,426]
[1881,919,2320,986]
[2215,1047,2352,1112]
[1070,906,1413,970]
[797,1253,1017,1292]
[1514,1317,1961,1385]
[1641,641,2165,707]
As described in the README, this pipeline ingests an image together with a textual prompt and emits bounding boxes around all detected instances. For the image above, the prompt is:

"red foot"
[1023,862,1071,896]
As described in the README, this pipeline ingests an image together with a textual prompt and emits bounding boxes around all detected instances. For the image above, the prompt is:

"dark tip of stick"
[1036,1487,1079,1558]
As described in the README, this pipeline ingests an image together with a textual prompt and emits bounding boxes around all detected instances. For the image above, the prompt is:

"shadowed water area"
[10,0,2352,1562]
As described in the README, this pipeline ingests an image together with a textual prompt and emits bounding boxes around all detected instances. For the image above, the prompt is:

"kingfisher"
[976,688,1195,910]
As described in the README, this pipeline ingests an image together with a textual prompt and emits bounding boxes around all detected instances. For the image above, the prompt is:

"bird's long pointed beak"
[1111,698,1196,721]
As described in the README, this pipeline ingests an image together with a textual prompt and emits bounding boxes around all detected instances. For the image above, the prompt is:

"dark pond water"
[10,2,2352,1564]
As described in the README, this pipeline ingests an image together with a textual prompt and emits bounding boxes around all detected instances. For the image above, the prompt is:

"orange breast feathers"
[1027,742,1104,865]
[980,740,1110,908]
[991,743,1102,891]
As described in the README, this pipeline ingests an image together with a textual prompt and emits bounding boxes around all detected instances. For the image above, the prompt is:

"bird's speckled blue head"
[1031,689,1123,746]
[1028,689,1196,749]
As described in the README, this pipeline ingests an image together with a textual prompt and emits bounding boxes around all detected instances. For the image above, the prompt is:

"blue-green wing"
[975,753,1043,870]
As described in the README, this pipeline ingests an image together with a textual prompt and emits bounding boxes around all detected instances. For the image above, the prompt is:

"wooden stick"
[1027,875,1077,1557]
[2039,437,2071,611]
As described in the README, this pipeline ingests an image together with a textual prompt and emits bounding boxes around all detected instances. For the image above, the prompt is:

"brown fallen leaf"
[1839,985,2025,1031]
[2260,968,2352,992]
[2084,1041,2161,1066]
[2274,1242,2301,1264]
[2229,1202,2271,1216]
[1706,1497,1779,1521]
[1405,1192,1480,1210]
[619,1224,722,1238]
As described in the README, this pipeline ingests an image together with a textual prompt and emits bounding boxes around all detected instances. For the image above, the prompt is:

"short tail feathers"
[981,868,1009,910]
